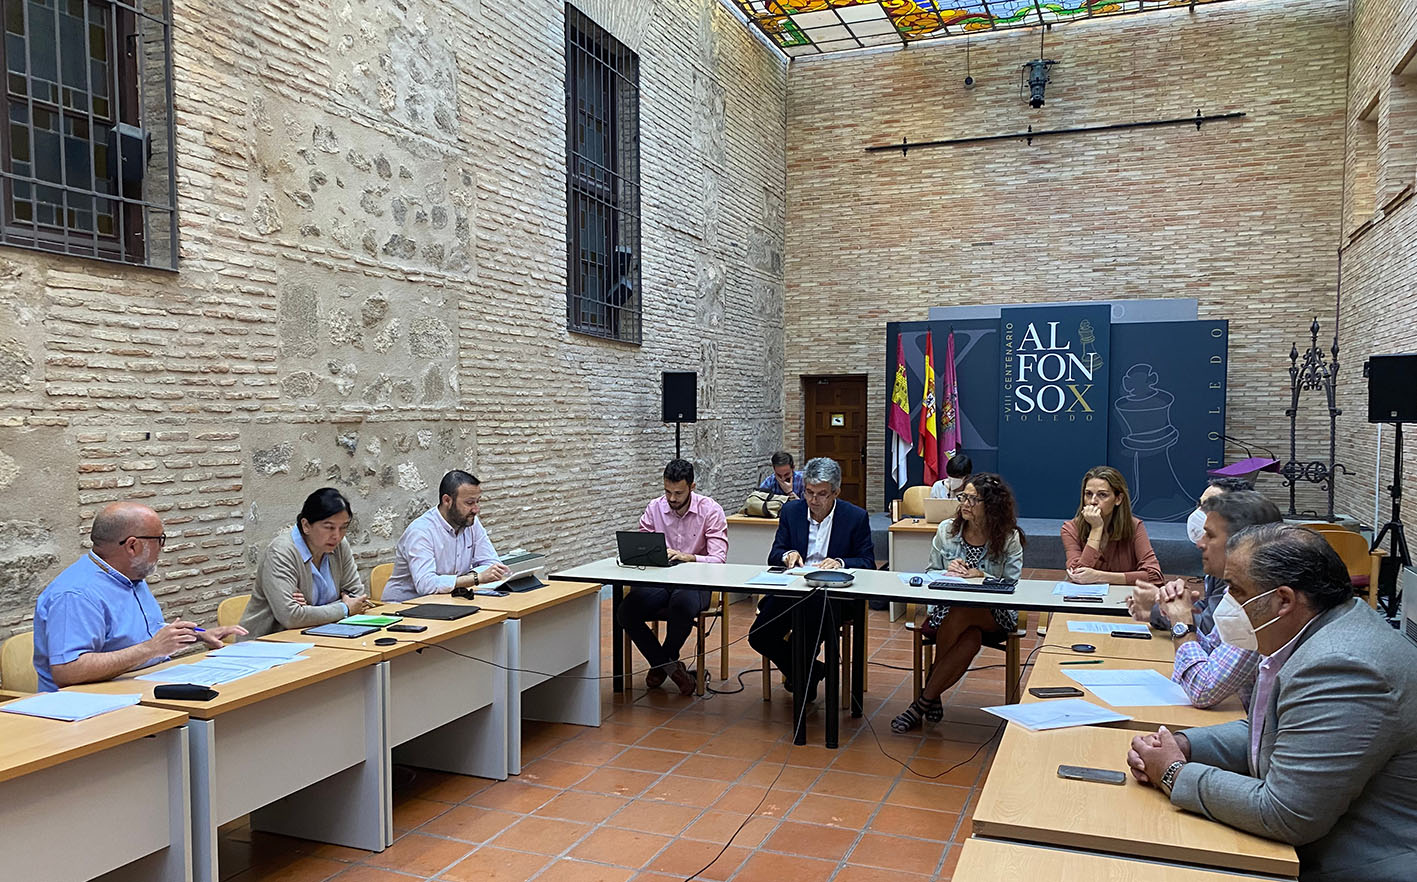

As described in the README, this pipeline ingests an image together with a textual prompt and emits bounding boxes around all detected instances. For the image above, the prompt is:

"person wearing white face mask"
[928,453,972,499]
[1128,524,1417,882]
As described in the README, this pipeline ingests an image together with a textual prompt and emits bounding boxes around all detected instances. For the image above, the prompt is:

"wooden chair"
[1309,527,1385,608]
[891,485,931,521]
[217,594,250,627]
[1,630,37,694]
[909,611,1027,705]
[759,618,865,707]
[622,590,731,696]
[370,563,393,602]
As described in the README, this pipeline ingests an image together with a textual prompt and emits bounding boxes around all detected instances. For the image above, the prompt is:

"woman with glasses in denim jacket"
[891,473,1024,733]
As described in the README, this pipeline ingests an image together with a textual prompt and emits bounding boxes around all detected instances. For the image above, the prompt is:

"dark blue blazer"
[769,498,876,570]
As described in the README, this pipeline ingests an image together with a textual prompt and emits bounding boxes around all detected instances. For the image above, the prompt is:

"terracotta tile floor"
[218,572,1068,881]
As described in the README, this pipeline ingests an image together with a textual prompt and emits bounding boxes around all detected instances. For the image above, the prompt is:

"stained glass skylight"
[734,0,1232,57]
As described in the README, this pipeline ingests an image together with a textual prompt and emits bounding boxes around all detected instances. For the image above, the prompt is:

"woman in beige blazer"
[239,488,373,638]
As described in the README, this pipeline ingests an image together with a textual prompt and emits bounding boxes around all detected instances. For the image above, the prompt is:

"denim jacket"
[927,519,1023,581]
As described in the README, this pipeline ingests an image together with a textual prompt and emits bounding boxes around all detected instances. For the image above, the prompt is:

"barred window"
[565,4,640,344]
[0,0,176,268]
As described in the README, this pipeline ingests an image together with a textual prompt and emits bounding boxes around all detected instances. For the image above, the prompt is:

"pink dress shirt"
[638,493,728,563]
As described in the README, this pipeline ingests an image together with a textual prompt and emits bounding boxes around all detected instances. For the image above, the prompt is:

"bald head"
[91,502,162,547]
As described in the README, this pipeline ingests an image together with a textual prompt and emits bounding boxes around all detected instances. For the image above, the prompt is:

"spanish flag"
[919,332,939,485]
[889,336,913,489]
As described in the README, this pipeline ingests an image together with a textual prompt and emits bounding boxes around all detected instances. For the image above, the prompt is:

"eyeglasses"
[956,493,981,505]
[126,534,168,548]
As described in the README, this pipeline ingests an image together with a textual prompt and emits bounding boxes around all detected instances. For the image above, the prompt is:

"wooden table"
[439,581,602,774]
[70,645,386,882]
[887,518,938,620]
[973,724,1298,877]
[1042,613,1179,663]
[955,838,1275,881]
[1023,652,1245,731]
[0,702,190,882]
[725,514,778,567]
[263,602,511,807]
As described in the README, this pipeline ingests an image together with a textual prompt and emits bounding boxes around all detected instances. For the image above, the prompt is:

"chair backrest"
[1315,528,1371,580]
[900,486,930,519]
[217,594,251,628]
[1,630,37,693]
[370,563,393,602]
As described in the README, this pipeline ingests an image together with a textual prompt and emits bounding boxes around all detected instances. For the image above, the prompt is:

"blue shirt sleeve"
[43,591,111,666]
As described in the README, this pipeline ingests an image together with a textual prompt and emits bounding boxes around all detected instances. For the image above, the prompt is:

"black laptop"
[398,603,482,620]
[616,531,680,567]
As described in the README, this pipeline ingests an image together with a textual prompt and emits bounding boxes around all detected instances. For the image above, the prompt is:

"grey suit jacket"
[1170,598,1417,881]
[238,528,365,639]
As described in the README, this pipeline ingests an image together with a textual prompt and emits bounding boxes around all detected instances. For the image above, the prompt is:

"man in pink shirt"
[620,458,728,695]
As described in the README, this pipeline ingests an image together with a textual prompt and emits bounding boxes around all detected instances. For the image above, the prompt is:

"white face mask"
[1186,508,1207,545]
[1212,588,1280,651]
[946,476,966,492]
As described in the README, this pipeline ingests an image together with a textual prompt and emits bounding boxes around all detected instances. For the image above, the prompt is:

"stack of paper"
[1054,582,1109,596]
[0,692,142,722]
[137,653,309,687]
[209,642,311,664]
[746,571,795,586]
[982,699,1132,730]
[1065,621,1150,634]
[1063,668,1192,706]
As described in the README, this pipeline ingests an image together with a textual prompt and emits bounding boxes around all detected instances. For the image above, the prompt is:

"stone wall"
[782,0,1349,515]
[0,0,787,642]
[1333,0,1417,530]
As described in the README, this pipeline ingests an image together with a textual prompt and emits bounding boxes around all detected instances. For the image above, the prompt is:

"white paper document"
[1065,621,1150,634]
[747,571,795,586]
[982,698,1132,731]
[136,655,308,687]
[0,691,143,722]
[1054,582,1109,596]
[209,641,312,660]
[1063,668,1192,706]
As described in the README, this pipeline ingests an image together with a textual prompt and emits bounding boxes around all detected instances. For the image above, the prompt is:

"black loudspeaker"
[1366,354,1417,423]
[662,371,697,423]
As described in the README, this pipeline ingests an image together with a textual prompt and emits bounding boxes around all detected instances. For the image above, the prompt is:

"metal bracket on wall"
[865,110,1246,156]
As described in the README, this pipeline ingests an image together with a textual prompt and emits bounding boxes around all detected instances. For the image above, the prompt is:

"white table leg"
[520,594,602,729]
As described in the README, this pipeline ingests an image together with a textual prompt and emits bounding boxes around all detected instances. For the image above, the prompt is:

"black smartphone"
[386,623,428,633]
[1029,686,1085,699]
[768,566,787,574]
[1063,595,1105,603]
[1111,630,1152,640]
[1057,765,1127,785]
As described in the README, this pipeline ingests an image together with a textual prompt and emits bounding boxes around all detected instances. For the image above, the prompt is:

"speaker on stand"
[662,371,697,459]
[1364,354,1417,617]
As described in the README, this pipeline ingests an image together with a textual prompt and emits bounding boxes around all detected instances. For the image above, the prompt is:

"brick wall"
[1333,0,1417,530]
[782,0,1349,516]
[0,0,787,644]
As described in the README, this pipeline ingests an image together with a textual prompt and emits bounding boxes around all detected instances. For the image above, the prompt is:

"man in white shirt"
[382,470,511,602]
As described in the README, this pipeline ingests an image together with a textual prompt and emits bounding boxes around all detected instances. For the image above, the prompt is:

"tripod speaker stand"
[1365,355,1417,617]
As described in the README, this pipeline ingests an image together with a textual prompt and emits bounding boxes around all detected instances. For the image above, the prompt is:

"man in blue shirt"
[33,501,245,691]
[758,451,803,499]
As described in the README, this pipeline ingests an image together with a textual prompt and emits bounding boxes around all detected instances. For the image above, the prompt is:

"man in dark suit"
[748,457,875,700]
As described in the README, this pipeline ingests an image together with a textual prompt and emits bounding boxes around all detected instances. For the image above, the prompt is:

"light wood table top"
[1043,613,1179,663]
[0,702,188,784]
[1024,652,1245,731]
[973,724,1298,878]
[67,644,380,719]
[725,514,780,528]
[441,580,601,618]
[888,518,942,535]
[260,602,508,660]
[955,838,1273,881]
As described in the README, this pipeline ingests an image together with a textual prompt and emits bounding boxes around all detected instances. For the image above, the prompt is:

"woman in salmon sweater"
[1060,465,1162,586]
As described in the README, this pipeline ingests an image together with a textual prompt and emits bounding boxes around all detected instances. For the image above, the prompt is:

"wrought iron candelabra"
[1280,318,1347,520]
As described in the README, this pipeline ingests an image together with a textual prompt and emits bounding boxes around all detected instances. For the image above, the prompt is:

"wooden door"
[803,376,868,509]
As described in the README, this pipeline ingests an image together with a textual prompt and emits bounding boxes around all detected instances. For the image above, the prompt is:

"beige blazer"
[238,527,365,638]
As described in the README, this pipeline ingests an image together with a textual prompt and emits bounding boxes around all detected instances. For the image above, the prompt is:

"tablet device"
[302,623,380,638]
[399,603,481,620]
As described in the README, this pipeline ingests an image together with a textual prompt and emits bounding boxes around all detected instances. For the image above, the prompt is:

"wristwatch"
[1160,759,1186,795]
[1170,622,1194,639]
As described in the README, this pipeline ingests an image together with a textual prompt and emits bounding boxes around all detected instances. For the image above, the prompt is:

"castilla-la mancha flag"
[889,336,913,489]
[940,329,963,460]
[918,332,939,485]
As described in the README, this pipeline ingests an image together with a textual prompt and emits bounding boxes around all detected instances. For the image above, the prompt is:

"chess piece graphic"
[1078,320,1102,376]
[1114,363,1193,521]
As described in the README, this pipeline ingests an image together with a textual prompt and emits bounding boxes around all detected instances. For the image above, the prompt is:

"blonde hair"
[1072,465,1135,544]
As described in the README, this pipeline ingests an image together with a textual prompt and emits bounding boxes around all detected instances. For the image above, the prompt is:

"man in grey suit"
[1128,523,1417,881]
